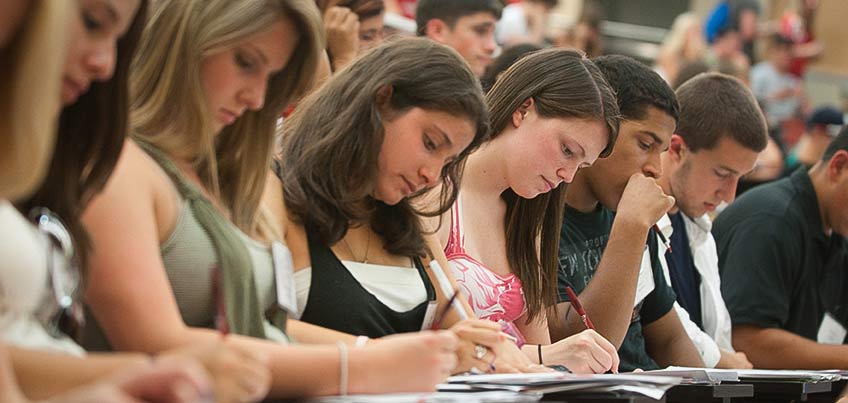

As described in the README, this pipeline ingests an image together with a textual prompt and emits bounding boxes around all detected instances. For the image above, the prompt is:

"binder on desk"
[734,369,843,382]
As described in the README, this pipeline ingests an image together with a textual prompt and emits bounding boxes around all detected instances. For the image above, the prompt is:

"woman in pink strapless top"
[432,49,622,374]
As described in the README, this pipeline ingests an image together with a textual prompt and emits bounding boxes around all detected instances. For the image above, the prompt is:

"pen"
[564,286,594,330]
[430,261,496,372]
[429,261,469,321]
[212,266,230,335]
[431,290,459,330]
[653,224,672,253]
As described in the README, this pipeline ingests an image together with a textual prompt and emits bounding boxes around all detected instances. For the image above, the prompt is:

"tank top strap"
[445,196,466,255]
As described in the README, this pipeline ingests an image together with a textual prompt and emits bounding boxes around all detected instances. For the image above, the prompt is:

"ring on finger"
[474,344,487,360]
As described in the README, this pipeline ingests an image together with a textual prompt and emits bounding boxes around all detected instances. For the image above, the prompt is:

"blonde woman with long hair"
[82,0,458,397]
[0,1,215,402]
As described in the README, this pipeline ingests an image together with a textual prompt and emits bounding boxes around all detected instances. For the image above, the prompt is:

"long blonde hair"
[0,0,67,201]
[130,0,323,232]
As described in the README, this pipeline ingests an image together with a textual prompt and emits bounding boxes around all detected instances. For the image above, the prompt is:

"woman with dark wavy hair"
[267,37,546,373]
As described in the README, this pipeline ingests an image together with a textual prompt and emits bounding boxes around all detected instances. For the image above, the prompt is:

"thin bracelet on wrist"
[337,341,349,396]
[537,344,543,365]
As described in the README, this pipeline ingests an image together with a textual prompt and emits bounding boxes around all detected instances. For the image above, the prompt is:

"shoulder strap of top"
[445,196,466,255]
[135,139,269,338]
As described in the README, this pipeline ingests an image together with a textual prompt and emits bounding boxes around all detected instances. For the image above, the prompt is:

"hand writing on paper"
[160,338,270,403]
[542,329,620,374]
[351,331,458,393]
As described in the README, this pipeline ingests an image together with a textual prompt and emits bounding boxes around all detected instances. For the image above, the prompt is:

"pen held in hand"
[212,266,230,336]
[653,224,672,253]
[564,286,594,330]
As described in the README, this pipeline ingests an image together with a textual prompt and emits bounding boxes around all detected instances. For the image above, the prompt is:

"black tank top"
[298,225,437,337]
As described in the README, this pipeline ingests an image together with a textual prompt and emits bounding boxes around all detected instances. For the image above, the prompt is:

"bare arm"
[643,310,705,368]
[733,325,848,370]
[548,218,650,346]
[9,347,148,400]
[81,143,456,397]
[286,319,358,345]
[551,174,673,347]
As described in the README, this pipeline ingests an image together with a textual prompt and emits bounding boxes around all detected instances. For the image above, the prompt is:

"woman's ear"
[511,97,534,128]
[376,84,393,107]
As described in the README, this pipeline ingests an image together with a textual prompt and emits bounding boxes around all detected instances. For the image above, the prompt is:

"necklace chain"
[341,229,371,264]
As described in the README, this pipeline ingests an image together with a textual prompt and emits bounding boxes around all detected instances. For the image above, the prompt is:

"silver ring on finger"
[474,344,487,360]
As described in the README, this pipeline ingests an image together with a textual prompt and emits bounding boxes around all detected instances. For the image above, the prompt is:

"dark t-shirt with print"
[557,204,677,372]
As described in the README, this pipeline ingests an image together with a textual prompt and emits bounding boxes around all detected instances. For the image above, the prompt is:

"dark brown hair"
[486,48,620,322]
[316,0,384,20]
[675,72,767,153]
[17,1,149,267]
[279,37,489,257]
[415,0,502,36]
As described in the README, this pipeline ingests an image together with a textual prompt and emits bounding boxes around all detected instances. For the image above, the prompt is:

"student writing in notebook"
[550,55,705,372]
[427,48,621,373]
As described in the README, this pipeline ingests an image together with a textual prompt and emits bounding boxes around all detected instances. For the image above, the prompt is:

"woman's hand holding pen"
[450,319,554,374]
[541,329,620,374]
[449,319,505,373]
[158,338,271,403]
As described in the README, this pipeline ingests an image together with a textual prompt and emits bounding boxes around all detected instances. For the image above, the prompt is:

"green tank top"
[82,141,288,350]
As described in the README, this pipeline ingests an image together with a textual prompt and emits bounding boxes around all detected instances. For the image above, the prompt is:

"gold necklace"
[341,229,371,264]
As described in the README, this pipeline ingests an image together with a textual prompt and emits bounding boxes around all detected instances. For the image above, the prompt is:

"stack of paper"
[306,391,542,403]
[638,366,740,384]
[440,372,682,400]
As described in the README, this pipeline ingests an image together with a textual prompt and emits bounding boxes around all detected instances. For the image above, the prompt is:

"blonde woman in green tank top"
[82,0,460,398]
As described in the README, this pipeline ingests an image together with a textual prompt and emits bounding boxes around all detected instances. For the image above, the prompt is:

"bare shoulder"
[262,169,310,270]
[85,140,182,242]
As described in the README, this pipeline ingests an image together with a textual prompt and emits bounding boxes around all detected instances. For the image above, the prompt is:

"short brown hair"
[675,72,767,153]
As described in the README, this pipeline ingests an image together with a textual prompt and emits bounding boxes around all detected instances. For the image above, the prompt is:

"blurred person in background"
[655,13,707,86]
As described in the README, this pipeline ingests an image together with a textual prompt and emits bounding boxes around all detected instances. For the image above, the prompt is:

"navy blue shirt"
[665,213,703,329]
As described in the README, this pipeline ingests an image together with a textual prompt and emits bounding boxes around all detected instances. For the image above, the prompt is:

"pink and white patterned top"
[444,197,527,325]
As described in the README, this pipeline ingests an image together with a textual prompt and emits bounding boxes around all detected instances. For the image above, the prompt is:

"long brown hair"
[486,48,620,322]
[279,37,489,257]
[17,1,149,267]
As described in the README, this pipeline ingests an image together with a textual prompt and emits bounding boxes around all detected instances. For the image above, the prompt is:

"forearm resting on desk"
[9,347,147,400]
[644,311,705,368]
[733,325,848,369]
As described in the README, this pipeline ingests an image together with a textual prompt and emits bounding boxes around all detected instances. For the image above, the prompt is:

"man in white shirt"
[656,72,768,368]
